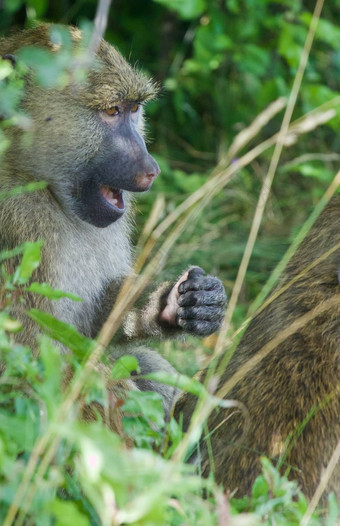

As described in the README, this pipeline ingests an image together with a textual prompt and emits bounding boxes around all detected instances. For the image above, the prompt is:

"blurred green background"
[1,0,340,343]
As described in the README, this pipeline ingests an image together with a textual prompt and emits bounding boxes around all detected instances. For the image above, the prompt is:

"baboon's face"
[5,28,160,229]
[19,95,160,228]
[72,101,160,228]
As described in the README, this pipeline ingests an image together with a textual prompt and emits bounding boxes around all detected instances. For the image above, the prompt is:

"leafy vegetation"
[0,0,339,524]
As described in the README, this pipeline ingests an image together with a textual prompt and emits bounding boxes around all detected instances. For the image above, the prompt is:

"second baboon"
[176,195,340,500]
[0,25,226,420]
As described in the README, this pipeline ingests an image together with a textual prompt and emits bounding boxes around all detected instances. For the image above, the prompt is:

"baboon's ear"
[2,54,17,68]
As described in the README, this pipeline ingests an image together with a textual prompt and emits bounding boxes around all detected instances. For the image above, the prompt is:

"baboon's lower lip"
[99,185,125,210]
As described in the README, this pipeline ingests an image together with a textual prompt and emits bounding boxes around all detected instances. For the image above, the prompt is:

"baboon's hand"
[160,266,226,336]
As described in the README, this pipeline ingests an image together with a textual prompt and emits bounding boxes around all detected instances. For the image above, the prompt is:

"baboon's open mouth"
[99,185,125,211]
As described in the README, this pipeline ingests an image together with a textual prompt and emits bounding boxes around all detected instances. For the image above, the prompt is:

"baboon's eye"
[131,103,140,113]
[105,106,119,116]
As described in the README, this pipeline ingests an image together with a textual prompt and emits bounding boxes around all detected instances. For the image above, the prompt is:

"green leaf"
[17,242,42,283]
[111,355,139,380]
[49,25,73,49]
[28,309,94,357]
[4,0,24,13]
[49,499,90,526]
[123,391,164,425]
[27,0,48,17]
[0,60,14,81]
[326,493,339,526]
[0,181,47,201]
[17,47,71,88]
[144,370,207,398]
[0,81,23,120]
[0,407,39,451]
[301,13,340,50]
[302,85,340,121]
[278,22,305,69]
[0,243,28,264]
[163,417,184,458]
[294,165,333,182]
[0,315,22,333]
[261,457,281,492]
[36,336,63,417]
[122,416,160,448]
[27,282,83,302]
[153,0,206,19]
[123,391,164,434]
[229,495,251,514]
[173,170,206,192]
[252,474,269,499]
[236,45,271,77]
[122,391,166,447]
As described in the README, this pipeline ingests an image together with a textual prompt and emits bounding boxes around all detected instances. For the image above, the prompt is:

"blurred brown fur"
[176,195,340,499]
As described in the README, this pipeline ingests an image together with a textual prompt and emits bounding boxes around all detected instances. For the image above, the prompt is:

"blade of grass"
[226,97,287,162]
[213,0,325,360]
[301,438,340,526]
[248,169,340,317]
[216,294,340,401]
[211,170,340,378]
[88,0,112,57]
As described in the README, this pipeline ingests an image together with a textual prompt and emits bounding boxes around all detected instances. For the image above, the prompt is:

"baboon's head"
[0,24,160,228]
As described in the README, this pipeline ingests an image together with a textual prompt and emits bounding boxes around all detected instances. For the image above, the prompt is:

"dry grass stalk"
[247,168,340,319]
[226,97,287,162]
[217,169,340,362]
[151,101,336,249]
[216,294,340,400]
[282,152,340,168]
[300,438,340,525]
[230,241,340,349]
[135,194,165,257]
[88,0,112,57]
[213,0,325,359]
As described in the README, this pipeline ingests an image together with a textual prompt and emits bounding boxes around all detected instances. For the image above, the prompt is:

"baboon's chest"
[52,222,133,335]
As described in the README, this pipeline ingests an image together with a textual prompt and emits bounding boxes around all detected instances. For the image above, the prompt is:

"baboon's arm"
[94,267,226,341]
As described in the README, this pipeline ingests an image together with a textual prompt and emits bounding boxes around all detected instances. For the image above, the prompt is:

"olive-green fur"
[0,24,158,108]
[0,25,178,422]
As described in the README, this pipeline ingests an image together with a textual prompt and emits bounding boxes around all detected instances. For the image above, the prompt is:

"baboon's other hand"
[160,266,227,336]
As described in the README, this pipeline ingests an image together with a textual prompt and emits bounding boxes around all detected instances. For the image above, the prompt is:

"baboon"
[175,195,340,500]
[0,25,226,419]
